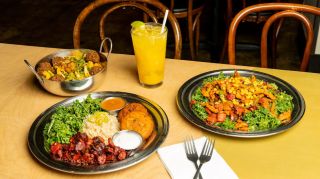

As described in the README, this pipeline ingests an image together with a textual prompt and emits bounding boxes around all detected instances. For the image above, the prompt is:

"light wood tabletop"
[0,43,319,178]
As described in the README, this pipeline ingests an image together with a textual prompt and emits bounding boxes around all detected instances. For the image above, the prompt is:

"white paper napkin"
[157,137,238,179]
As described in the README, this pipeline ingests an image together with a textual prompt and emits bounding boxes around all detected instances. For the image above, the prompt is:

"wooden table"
[0,43,319,178]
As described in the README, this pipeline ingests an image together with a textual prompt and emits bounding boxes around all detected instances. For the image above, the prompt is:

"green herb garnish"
[43,95,102,152]
[243,108,281,132]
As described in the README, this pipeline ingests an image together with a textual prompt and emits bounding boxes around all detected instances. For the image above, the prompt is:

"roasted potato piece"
[86,50,100,63]
[51,74,65,81]
[278,111,292,121]
[120,111,154,140]
[37,62,54,73]
[52,56,65,67]
[89,66,103,75]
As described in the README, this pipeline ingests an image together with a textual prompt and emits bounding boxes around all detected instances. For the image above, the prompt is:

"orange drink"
[131,22,167,87]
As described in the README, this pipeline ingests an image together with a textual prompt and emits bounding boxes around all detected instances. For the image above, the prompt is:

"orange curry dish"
[101,97,126,111]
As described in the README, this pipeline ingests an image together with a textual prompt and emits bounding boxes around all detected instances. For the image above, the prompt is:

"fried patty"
[118,103,148,122]
[120,111,154,140]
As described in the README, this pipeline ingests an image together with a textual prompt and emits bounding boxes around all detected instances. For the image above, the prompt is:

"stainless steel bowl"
[25,38,112,96]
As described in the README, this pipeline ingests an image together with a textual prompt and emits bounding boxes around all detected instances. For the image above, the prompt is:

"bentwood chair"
[221,0,282,62]
[73,0,182,59]
[161,0,206,60]
[228,3,320,71]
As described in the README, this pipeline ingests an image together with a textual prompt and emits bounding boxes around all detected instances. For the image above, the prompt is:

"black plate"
[28,91,169,174]
[177,69,305,138]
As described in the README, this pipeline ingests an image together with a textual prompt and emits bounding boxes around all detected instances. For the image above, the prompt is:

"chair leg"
[195,19,200,57]
[271,26,277,68]
[188,18,195,60]
[220,29,228,63]
[143,3,148,22]
[220,0,233,63]
[271,18,284,68]
[193,12,202,58]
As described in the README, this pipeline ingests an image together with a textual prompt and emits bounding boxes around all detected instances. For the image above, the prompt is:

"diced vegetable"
[190,71,294,132]
[43,95,102,152]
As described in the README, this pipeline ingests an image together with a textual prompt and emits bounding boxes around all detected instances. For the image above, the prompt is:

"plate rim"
[176,69,306,138]
[28,91,169,174]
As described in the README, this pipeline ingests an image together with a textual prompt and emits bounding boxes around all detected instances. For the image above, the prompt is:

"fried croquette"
[118,103,148,121]
[120,111,154,139]
[86,50,100,63]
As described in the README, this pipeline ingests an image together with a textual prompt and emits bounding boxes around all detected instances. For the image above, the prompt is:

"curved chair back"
[221,0,282,61]
[228,3,320,71]
[74,0,182,59]
[164,0,206,59]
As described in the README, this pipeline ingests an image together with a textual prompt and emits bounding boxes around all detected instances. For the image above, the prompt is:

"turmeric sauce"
[101,97,126,111]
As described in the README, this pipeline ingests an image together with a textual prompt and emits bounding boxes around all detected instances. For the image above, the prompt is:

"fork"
[193,137,215,179]
[184,136,203,179]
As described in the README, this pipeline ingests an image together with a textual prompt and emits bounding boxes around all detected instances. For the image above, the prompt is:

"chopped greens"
[191,102,208,120]
[192,87,208,102]
[43,95,102,152]
[215,118,236,130]
[191,73,227,120]
[243,108,281,131]
[190,71,295,132]
[203,72,226,84]
[275,92,294,114]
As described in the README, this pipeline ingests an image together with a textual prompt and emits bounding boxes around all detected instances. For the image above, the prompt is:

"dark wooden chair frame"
[167,0,206,60]
[221,0,282,62]
[228,3,320,71]
[73,0,182,59]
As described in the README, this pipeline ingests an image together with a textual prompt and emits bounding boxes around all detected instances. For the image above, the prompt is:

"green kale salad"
[43,95,102,152]
[190,71,294,132]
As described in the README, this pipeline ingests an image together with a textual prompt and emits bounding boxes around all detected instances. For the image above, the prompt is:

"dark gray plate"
[28,91,169,174]
[177,69,305,138]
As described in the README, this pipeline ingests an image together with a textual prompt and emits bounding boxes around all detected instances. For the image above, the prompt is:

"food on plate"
[43,95,102,152]
[120,111,154,139]
[82,111,120,142]
[118,103,148,121]
[118,103,154,139]
[43,95,155,166]
[50,132,127,166]
[190,71,294,132]
[100,97,127,112]
[37,50,106,81]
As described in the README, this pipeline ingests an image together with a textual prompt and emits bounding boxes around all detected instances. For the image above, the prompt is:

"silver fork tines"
[193,137,215,179]
[184,136,203,179]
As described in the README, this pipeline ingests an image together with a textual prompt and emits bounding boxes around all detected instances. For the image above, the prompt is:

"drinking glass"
[131,22,167,87]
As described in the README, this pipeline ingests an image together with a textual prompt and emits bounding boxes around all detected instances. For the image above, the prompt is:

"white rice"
[82,112,120,142]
